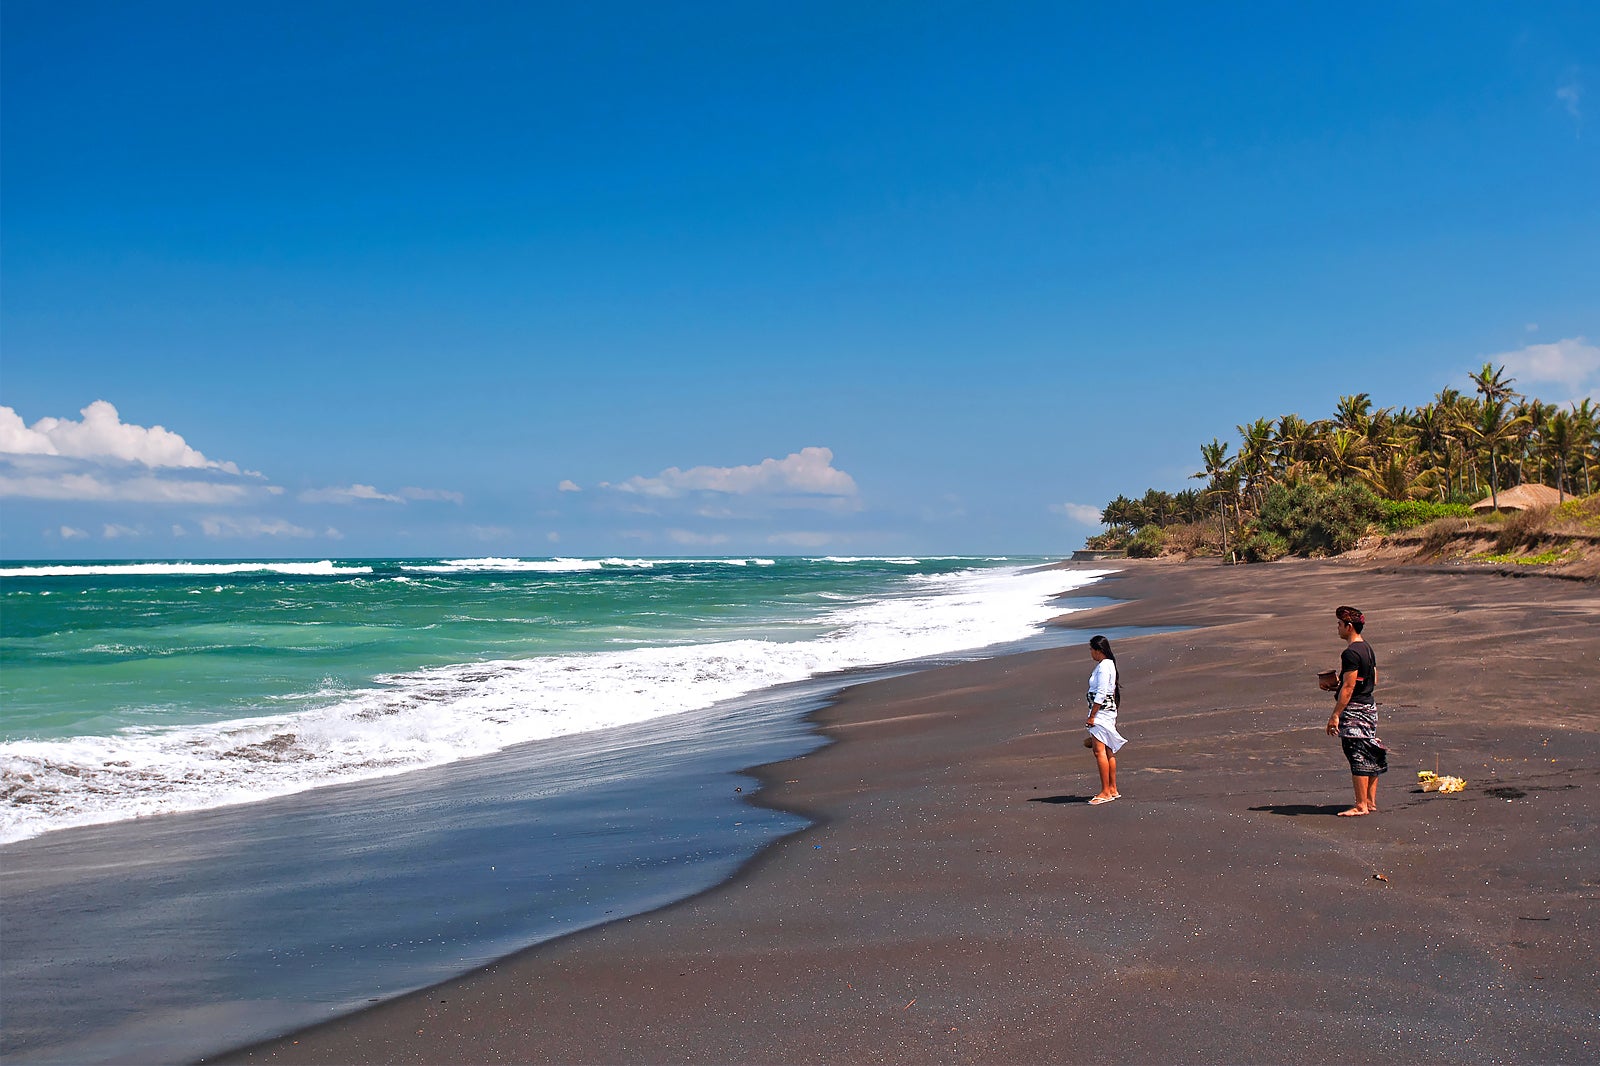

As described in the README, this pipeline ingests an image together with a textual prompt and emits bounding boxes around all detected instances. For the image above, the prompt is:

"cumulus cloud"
[200,516,317,539]
[295,484,463,505]
[558,480,582,493]
[0,401,270,508]
[58,525,89,540]
[0,401,247,473]
[0,471,255,503]
[1487,336,1600,403]
[1051,502,1105,525]
[102,523,141,539]
[603,447,858,500]
[299,483,405,504]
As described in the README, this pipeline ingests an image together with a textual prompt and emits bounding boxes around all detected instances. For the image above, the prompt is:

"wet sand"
[218,558,1600,1065]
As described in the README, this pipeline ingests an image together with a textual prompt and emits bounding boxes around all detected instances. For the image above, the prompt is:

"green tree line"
[1091,363,1599,561]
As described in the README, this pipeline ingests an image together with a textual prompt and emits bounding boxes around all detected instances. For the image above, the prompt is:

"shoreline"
[4,570,1124,1066]
[222,557,1600,1064]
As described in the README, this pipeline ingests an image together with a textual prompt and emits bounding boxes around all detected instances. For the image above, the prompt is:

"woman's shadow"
[1029,795,1095,805]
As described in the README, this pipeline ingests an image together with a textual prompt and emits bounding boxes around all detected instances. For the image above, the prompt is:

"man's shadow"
[1029,795,1094,805]
[1249,803,1349,816]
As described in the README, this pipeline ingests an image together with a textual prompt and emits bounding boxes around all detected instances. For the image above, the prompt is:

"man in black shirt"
[1323,605,1384,815]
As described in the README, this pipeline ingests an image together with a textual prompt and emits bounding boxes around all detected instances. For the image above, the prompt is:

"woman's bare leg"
[1092,740,1115,800]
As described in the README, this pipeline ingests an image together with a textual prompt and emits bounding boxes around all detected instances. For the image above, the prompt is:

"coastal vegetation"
[1089,363,1600,571]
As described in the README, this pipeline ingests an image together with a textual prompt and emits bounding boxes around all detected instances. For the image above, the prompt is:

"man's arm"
[1326,671,1358,736]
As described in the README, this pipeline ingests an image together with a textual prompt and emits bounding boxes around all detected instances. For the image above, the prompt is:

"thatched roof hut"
[1470,483,1564,513]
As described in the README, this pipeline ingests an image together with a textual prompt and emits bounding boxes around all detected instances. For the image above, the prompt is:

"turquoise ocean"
[1,555,1118,1063]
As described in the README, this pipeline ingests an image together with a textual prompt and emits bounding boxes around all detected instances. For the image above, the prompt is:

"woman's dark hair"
[1089,634,1121,704]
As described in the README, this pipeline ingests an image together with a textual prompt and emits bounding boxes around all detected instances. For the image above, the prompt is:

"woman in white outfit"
[1084,634,1127,804]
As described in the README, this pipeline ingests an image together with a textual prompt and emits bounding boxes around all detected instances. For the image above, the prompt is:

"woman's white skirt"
[1088,708,1128,753]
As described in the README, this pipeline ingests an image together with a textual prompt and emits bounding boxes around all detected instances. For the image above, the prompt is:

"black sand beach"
[218,558,1600,1065]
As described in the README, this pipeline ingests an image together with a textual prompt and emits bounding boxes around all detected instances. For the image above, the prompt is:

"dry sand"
[217,558,1599,1065]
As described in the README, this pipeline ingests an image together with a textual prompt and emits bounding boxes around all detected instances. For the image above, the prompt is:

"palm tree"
[1543,410,1575,499]
[1101,495,1137,532]
[1320,429,1376,483]
[1274,414,1319,482]
[1514,399,1552,485]
[1334,394,1373,432]
[1193,438,1237,561]
[1235,417,1276,514]
[1367,453,1426,501]
[1363,405,1404,475]
[1458,400,1530,509]
[1140,488,1174,527]
[1173,487,1205,523]
[1470,362,1521,405]
[1571,399,1598,496]
[1411,403,1454,501]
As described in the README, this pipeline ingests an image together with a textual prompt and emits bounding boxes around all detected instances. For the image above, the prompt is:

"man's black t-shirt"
[1340,641,1377,702]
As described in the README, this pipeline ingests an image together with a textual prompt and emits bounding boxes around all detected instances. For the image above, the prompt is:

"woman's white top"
[1088,660,1117,706]
[1086,659,1127,753]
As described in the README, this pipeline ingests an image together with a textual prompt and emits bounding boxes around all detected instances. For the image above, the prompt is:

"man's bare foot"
[1337,806,1372,816]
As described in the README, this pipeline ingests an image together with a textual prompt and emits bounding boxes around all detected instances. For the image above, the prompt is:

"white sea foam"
[0,565,1114,844]
[0,561,372,578]
[401,557,610,573]
[401,557,780,573]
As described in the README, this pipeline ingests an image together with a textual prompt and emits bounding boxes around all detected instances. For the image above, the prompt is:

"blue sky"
[3,1,1596,559]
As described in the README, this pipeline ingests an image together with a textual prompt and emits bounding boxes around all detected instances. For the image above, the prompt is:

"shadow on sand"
[1029,795,1093,805]
[1249,803,1349,817]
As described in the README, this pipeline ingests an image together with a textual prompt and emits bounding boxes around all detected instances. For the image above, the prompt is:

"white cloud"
[172,524,188,537]
[605,447,858,500]
[557,480,582,493]
[0,401,248,473]
[0,401,270,510]
[1051,502,1105,525]
[547,531,561,543]
[1487,336,1600,402]
[102,523,141,539]
[401,486,465,504]
[58,525,89,540]
[299,483,405,504]
[200,516,316,539]
[0,472,254,503]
